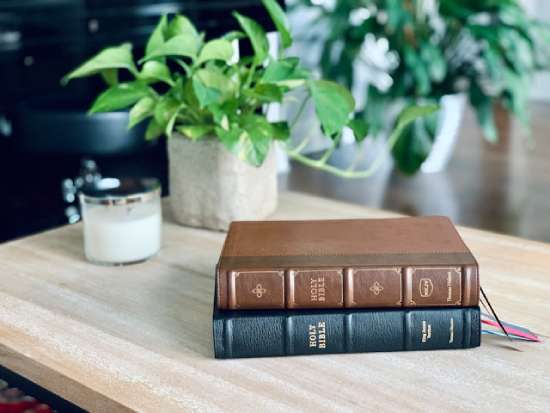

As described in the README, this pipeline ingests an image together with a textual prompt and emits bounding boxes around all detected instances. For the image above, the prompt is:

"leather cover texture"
[217,217,479,310]
[213,305,481,358]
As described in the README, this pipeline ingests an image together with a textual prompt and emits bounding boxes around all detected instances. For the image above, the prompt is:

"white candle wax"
[83,201,161,264]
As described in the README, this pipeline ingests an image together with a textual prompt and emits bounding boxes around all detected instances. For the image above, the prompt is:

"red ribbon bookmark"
[481,319,540,342]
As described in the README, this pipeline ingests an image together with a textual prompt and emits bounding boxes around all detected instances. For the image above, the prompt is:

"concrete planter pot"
[167,134,277,231]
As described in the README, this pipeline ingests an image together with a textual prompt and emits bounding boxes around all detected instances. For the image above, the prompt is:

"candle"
[80,177,161,265]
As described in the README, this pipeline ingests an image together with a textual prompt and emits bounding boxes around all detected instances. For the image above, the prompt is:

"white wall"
[522,0,550,101]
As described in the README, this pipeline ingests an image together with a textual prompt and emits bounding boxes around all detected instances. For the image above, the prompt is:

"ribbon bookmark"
[481,319,540,342]
[479,286,541,343]
[480,286,513,342]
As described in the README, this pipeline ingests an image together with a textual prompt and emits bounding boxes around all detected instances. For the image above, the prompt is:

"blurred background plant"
[63,0,437,177]
[291,0,550,174]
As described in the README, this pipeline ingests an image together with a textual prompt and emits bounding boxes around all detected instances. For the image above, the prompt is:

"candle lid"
[79,177,160,205]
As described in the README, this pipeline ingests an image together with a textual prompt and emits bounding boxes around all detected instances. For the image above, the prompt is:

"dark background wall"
[0,0,277,243]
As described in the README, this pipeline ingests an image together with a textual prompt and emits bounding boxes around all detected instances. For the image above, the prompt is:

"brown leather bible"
[216,216,479,310]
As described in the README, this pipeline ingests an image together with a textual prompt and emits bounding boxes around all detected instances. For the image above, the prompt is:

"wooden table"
[1,191,549,412]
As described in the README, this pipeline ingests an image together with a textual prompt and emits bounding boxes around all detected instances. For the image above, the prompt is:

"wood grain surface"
[0,191,549,412]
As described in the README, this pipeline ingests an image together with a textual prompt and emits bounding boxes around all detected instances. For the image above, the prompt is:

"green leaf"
[192,76,222,108]
[404,48,431,95]
[470,85,497,143]
[261,58,309,87]
[139,61,174,86]
[261,59,296,82]
[395,104,440,130]
[216,126,242,154]
[233,12,269,64]
[502,69,529,127]
[154,95,182,126]
[182,77,200,108]
[176,124,213,140]
[145,118,163,141]
[196,68,231,91]
[165,112,178,138]
[196,39,234,65]
[100,69,118,86]
[192,68,232,108]
[391,114,437,175]
[89,82,151,114]
[216,120,271,167]
[309,79,355,137]
[128,96,155,128]
[241,113,272,139]
[209,99,239,125]
[420,42,446,83]
[474,100,497,143]
[244,83,284,103]
[140,34,199,63]
[223,31,246,41]
[347,118,369,142]
[153,93,185,138]
[387,104,440,175]
[145,15,168,56]
[271,121,290,141]
[261,0,292,49]
[166,15,198,39]
[62,43,137,84]
[240,114,273,166]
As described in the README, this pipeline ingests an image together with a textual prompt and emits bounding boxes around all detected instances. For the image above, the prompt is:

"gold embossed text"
[310,276,326,302]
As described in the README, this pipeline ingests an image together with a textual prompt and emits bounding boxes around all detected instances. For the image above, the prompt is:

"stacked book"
[213,216,480,358]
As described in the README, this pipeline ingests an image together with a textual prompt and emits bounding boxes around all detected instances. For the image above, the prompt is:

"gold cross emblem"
[251,283,267,298]
[369,281,384,296]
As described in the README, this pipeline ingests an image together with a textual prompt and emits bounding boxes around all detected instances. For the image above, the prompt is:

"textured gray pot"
[168,134,277,231]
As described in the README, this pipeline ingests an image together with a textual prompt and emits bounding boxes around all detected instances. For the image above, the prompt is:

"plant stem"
[244,63,257,89]
[175,59,191,77]
[286,120,322,155]
[180,104,202,124]
[289,93,310,129]
[288,136,311,154]
[318,133,341,163]
[284,119,407,179]
[162,78,176,87]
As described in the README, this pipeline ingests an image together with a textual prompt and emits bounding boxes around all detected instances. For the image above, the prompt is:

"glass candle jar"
[79,177,162,265]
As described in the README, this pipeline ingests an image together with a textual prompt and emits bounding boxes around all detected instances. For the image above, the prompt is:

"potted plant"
[294,0,550,173]
[63,0,435,230]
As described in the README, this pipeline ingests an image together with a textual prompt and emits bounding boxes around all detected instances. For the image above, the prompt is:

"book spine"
[213,307,480,359]
[217,264,479,310]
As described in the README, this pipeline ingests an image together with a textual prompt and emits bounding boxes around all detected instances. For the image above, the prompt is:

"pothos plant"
[63,0,436,177]
[295,0,550,174]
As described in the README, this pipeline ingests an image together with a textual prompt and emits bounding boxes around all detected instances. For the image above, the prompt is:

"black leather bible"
[213,306,480,358]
